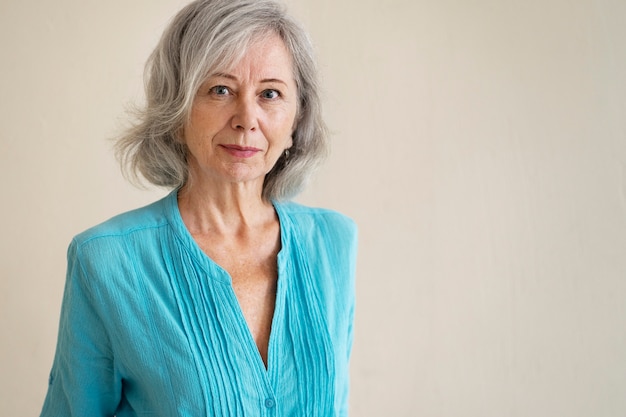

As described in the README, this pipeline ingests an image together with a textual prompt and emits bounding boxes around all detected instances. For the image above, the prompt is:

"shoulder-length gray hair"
[116,0,328,201]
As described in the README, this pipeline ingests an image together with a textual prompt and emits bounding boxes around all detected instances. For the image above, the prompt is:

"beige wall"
[2,0,625,415]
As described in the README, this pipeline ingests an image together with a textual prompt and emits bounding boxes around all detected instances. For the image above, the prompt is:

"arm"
[338,221,358,417]
[40,240,122,417]
[308,211,358,417]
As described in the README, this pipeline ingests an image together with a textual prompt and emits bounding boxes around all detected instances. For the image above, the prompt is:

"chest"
[193,233,280,366]
[106,224,342,416]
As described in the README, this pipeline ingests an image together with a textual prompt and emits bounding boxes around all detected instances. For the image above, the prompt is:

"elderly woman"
[39,0,357,416]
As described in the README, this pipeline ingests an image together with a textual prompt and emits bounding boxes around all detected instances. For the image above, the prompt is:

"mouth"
[220,144,262,158]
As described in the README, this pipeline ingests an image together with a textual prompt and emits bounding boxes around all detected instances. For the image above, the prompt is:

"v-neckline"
[166,190,290,375]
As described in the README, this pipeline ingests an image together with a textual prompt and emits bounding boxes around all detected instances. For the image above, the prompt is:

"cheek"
[275,115,294,150]
[280,106,298,139]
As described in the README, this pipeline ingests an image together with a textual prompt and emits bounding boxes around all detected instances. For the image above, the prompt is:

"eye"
[209,85,231,96]
[261,89,280,100]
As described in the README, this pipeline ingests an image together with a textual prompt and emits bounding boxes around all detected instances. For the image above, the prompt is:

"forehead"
[214,32,296,80]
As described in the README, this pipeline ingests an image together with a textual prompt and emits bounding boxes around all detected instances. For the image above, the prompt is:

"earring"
[284,149,290,159]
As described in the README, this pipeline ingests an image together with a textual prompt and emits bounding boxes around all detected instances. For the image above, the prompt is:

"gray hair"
[115,0,328,200]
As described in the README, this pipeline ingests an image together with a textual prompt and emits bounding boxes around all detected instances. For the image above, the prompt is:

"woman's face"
[183,33,298,193]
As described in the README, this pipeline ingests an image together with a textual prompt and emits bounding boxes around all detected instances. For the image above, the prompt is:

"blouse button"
[264,398,275,408]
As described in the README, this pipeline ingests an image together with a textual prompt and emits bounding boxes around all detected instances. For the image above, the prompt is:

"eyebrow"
[210,72,288,86]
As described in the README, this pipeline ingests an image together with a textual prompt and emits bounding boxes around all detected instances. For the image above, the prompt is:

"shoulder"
[68,194,174,267]
[65,193,175,285]
[276,201,358,271]
[73,194,170,246]
[276,201,357,240]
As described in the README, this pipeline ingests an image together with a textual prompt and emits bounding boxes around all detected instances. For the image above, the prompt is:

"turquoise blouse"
[40,191,357,417]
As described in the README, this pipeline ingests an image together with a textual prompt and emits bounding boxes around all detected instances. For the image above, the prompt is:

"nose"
[231,95,258,132]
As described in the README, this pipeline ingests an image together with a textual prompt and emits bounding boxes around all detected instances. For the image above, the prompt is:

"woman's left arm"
[326,214,358,417]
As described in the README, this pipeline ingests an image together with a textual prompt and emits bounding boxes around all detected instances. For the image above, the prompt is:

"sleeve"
[337,217,358,417]
[40,239,122,417]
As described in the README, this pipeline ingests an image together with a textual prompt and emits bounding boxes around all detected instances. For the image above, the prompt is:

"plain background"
[1,0,626,415]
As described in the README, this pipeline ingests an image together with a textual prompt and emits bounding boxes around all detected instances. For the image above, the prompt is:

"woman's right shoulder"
[64,193,178,292]
[71,195,171,251]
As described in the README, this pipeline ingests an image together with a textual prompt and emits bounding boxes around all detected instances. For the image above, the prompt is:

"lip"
[220,144,262,158]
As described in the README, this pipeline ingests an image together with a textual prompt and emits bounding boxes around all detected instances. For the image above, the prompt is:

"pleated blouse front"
[40,191,357,417]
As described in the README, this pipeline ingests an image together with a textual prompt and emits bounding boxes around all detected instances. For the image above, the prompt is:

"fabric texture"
[40,190,357,417]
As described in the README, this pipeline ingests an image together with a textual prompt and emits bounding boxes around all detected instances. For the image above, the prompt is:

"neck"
[177,178,275,237]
